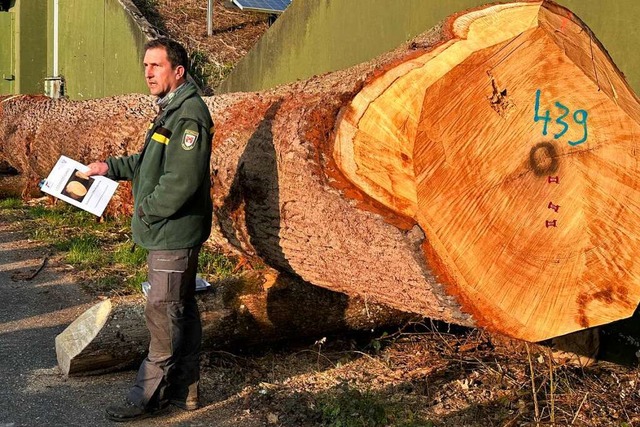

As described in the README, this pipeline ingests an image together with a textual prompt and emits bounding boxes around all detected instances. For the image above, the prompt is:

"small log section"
[55,274,413,376]
[3,1,640,349]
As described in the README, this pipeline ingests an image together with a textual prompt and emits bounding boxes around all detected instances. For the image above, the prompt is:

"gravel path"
[0,223,247,427]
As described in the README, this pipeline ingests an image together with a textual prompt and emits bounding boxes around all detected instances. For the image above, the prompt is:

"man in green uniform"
[87,37,213,422]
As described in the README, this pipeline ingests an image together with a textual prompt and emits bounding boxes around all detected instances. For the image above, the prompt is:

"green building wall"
[1,0,149,99]
[54,0,149,99]
[0,0,47,95]
[219,0,640,95]
[0,10,15,95]
[16,0,47,95]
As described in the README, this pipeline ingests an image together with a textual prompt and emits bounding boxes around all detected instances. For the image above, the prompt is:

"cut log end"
[55,299,113,376]
[334,1,640,341]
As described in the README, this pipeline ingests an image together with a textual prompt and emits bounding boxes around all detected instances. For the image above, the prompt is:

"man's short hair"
[144,38,189,70]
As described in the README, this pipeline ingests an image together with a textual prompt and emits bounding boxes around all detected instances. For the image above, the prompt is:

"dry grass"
[196,322,640,426]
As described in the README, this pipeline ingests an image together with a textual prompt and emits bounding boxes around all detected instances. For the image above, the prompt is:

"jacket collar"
[156,82,197,116]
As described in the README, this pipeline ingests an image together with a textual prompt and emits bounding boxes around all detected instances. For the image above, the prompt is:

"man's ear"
[175,65,186,80]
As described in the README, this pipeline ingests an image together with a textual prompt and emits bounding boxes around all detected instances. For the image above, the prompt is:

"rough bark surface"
[4,1,640,342]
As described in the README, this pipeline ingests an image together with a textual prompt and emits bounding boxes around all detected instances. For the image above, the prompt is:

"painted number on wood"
[534,89,588,146]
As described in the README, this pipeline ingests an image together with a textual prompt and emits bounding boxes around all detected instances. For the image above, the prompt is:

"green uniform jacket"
[106,82,213,250]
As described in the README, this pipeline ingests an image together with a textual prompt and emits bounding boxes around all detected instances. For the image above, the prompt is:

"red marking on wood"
[559,11,574,32]
[548,176,559,184]
[576,293,590,327]
[545,219,557,228]
[560,17,568,32]
[593,288,614,305]
[616,285,630,299]
[548,202,560,212]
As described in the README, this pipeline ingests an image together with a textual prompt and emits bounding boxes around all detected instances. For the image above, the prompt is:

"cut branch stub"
[334,1,640,341]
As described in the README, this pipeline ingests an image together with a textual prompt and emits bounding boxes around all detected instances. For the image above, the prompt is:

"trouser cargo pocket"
[147,248,199,303]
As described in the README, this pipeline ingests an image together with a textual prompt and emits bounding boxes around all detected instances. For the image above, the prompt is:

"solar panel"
[231,0,291,14]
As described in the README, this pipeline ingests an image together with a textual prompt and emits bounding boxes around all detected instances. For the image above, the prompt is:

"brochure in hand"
[40,155,118,217]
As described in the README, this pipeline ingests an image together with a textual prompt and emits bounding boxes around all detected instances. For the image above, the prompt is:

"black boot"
[166,384,199,411]
[105,399,167,422]
[169,396,199,411]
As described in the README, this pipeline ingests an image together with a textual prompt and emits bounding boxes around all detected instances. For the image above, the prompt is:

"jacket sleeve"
[140,118,211,223]
[106,154,140,181]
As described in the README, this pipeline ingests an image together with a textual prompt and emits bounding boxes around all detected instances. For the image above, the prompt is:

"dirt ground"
[0,216,270,427]
[3,209,640,427]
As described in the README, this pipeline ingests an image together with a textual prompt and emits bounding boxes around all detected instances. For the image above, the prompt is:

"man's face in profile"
[143,47,184,97]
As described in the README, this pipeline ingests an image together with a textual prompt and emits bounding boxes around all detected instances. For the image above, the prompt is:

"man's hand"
[86,162,109,176]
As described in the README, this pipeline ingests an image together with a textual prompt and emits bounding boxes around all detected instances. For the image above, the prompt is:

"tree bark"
[55,273,414,376]
[5,1,640,342]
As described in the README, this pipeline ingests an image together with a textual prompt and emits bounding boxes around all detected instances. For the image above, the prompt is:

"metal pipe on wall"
[53,0,59,76]
[207,0,213,36]
[45,0,64,98]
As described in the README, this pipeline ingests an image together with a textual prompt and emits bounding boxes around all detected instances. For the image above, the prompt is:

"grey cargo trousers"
[128,246,202,408]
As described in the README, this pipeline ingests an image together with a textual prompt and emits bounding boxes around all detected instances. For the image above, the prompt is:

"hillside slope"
[133,0,270,93]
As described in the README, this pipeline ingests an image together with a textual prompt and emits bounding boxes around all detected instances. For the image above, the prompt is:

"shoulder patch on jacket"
[182,129,199,150]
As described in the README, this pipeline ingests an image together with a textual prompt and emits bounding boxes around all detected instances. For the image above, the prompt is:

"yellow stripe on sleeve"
[151,133,169,145]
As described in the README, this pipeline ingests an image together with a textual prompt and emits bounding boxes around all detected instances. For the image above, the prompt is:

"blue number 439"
[534,89,588,146]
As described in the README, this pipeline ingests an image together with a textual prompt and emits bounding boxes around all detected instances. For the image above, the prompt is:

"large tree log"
[4,1,640,343]
[55,273,413,376]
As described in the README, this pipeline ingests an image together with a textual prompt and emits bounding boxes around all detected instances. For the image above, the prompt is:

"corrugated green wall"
[58,0,104,98]
[104,0,150,96]
[17,0,47,95]
[0,11,15,94]
[0,0,148,99]
[219,0,640,95]
[56,0,148,99]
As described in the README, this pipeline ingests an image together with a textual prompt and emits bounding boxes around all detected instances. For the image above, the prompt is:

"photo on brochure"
[61,170,95,203]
